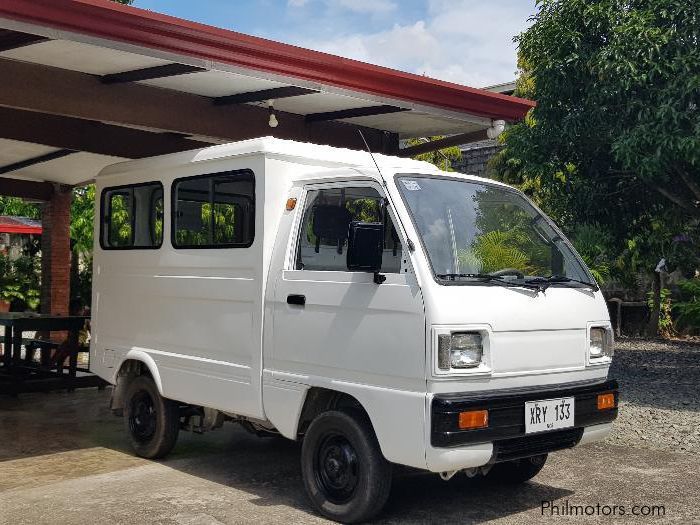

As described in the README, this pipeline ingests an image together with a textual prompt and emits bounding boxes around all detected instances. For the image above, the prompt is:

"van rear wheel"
[485,454,547,484]
[123,375,180,459]
[301,409,392,523]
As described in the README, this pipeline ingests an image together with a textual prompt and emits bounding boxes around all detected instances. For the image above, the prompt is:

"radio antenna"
[357,129,416,254]
[357,129,384,183]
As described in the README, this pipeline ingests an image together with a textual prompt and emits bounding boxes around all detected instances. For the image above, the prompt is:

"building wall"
[453,139,501,177]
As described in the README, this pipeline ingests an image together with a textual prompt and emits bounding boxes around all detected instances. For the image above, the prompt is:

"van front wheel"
[301,409,392,523]
[123,375,180,459]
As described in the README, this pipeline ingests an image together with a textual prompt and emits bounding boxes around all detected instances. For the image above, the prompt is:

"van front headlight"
[589,327,614,359]
[438,332,483,370]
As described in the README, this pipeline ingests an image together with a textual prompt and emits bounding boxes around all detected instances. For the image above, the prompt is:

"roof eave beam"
[0,107,210,158]
[214,86,318,106]
[0,58,394,154]
[0,177,55,201]
[101,63,206,84]
[0,149,77,176]
[306,105,409,123]
[397,130,489,157]
[0,29,48,52]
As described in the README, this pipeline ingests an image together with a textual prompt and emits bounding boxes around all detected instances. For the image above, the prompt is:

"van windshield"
[395,175,595,288]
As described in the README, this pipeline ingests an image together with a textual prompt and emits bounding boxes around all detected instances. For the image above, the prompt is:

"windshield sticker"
[401,179,422,191]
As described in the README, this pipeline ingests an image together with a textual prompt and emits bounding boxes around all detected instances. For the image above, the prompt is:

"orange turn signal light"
[458,410,489,430]
[597,392,616,410]
[286,198,297,211]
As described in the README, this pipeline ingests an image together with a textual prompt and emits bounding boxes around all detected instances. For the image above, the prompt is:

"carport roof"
[0,0,534,191]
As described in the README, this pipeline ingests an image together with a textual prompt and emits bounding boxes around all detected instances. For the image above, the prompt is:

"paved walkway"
[0,389,697,524]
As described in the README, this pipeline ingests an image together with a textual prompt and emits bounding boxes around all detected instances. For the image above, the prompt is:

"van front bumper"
[428,379,618,467]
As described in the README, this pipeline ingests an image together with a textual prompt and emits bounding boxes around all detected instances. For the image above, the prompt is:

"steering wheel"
[489,268,525,279]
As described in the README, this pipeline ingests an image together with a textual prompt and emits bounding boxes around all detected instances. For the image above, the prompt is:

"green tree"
[0,197,41,218]
[71,185,95,256]
[407,136,462,171]
[491,0,700,334]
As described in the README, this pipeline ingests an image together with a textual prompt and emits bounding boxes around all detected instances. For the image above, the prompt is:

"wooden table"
[0,312,105,395]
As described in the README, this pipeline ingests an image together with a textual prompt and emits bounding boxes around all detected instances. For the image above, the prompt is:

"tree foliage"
[0,253,41,309]
[675,278,700,332]
[0,197,41,218]
[71,185,95,256]
[408,136,462,171]
[492,0,699,281]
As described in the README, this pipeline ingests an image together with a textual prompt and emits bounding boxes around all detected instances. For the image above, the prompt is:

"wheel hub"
[129,389,157,442]
[315,434,359,504]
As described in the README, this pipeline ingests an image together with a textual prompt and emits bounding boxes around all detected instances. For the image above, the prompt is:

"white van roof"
[98,136,441,178]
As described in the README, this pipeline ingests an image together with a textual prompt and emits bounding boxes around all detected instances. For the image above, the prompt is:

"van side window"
[295,186,402,272]
[172,170,255,248]
[101,182,164,249]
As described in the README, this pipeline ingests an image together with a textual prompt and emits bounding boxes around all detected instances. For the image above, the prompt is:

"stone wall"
[453,139,501,177]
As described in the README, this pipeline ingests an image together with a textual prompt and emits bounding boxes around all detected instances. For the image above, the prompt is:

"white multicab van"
[91,137,618,523]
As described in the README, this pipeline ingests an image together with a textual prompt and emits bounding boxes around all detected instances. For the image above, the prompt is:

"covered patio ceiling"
[0,0,534,194]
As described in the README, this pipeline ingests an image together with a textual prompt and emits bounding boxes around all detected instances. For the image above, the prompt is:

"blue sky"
[132,0,537,88]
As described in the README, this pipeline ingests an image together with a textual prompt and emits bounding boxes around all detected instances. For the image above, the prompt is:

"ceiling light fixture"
[268,99,279,128]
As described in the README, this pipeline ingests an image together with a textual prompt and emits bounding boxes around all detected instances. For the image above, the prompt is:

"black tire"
[301,409,392,523]
[485,454,547,484]
[123,375,180,459]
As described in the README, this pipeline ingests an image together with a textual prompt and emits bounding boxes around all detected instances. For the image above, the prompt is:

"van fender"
[121,349,164,393]
[110,350,164,413]
[263,371,427,470]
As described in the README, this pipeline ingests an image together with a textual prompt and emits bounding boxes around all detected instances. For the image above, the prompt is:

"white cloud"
[332,0,397,14]
[288,0,397,14]
[306,21,439,67]
[292,0,535,88]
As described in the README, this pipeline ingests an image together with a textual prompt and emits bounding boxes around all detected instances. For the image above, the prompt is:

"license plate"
[525,397,575,434]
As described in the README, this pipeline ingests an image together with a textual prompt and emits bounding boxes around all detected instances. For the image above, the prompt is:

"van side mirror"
[347,221,385,282]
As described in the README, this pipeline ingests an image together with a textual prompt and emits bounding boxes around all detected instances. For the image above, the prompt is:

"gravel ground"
[608,337,700,454]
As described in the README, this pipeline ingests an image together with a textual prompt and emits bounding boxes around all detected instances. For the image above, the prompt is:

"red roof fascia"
[0,217,42,235]
[0,0,535,122]
[0,225,41,234]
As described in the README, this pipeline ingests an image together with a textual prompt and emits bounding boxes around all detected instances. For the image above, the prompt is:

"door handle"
[287,294,306,306]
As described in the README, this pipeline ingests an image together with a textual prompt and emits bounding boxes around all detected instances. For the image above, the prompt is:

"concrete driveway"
[0,388,696,524]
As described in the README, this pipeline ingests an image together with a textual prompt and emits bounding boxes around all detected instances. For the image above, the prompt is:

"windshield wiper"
[528,275,598,291]
[436,273,541,291]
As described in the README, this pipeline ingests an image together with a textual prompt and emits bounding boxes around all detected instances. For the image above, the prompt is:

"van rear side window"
[101,182,163,249]
[172,170,255,249]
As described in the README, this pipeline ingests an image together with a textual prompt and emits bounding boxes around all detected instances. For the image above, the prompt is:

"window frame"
[393,172,595,287]
[171,169,256,250]
[148,186,164,247]
[100,181,164,251]
[291,180,403,274]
